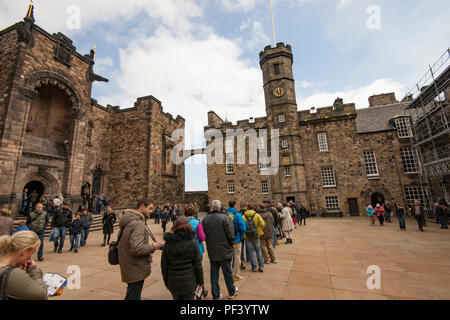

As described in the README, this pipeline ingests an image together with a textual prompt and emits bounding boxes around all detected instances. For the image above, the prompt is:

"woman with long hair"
[161,217,204,300]
[0,231,47,300]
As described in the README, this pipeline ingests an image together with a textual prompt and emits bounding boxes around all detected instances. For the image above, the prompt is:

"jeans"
[37,230,45,259]
[70,233,80,250]
[272,227,277,248]
[171,292,195,300]
[81,228,90,247]
[210,259,236,300]
[439,213,448,228]
[246,238,264,271]
[53,227,67,252]
[397,215,406,229]
[20,200,28,214]
[125,280,144,300]
[415,215,424,230]
[385,211,392,222]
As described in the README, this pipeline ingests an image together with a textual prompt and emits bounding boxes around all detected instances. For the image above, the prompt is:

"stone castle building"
[205,43,446,216]
[0,6,186,214]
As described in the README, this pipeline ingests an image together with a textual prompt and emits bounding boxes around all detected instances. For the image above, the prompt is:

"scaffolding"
[404,47,450,217]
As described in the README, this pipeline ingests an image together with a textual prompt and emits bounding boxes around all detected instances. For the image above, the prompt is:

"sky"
[1,0,449,191]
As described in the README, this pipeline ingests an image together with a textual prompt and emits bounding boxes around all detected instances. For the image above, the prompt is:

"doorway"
[24,181,45,200]
[347,198,360,216]
[286,196,296,203]
[371,192,385,207]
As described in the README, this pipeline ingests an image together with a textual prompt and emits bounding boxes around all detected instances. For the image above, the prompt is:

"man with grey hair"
[202,200,238,300]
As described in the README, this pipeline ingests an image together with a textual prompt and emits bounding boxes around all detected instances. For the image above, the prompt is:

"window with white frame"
[325,196,339,211]
[226,155,234,174]
[227,180,235,194]
[261,181,269,194]
[281,138,289,149]
[285,166,291,177]
[279,114,285,123]
[317,132,329,151]
[259,158,269,171]
[395,117,413,138]
[363,151,379,176]
[400,147,419,173]
[321,167,336,187]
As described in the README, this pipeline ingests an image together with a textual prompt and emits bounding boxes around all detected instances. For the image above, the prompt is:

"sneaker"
[229,287,239,300]
[38,257,44,262]
[69,247,73,252]
[264,261,270,265]
[259,268,264,273]
[53,247,57,253]
[74,249,78,253]
[233,276,243,281]
[271,260,277,264]
[240,263,246,270]
[58,250,62,254]
[215,293,223,301]
[252,269,258,272]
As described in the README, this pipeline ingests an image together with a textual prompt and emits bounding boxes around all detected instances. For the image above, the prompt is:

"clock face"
[273,87,285,97]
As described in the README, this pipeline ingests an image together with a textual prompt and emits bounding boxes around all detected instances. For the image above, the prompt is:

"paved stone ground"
[35,215,450,300]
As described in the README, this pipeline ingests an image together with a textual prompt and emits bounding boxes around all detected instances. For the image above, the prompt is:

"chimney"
[368,93,398,107]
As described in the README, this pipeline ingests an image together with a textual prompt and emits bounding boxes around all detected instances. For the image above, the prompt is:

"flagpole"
[270,0,276,47]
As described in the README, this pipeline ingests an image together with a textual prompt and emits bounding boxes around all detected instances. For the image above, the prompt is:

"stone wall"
[183,191,209,211]
[369,93,398,107]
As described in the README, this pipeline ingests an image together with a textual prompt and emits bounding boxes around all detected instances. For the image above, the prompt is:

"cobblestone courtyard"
[36,216,450,300]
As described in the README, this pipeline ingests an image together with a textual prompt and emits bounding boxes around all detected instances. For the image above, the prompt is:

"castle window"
[279,114,286,123]
[274,63,280,75]
[401,147,419,173]
[321,167,336,187]
[281,138,289,149]
[404,187,430,210]
[261,181,269,194]
[395,117,413,138]
[325,196,339,211]
[363,151,379,176]
[226,154,234,174]
[285,167,291,177]
[227,180,235,194]
[317,132,329,151]
[259,159,269,171]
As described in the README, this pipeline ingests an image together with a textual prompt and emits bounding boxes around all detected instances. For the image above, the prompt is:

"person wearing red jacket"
[375,204,385,225]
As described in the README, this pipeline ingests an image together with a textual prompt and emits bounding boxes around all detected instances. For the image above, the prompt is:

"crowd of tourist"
[366,199,448,232]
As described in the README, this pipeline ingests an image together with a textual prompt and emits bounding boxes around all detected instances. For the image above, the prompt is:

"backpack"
[245,214,259,239]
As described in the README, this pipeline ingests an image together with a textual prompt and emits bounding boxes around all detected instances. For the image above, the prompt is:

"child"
[161,206,170,234]
[69,213,83,253]
[12,221,30,235]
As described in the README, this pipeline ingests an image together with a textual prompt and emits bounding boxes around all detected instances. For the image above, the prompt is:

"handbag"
[108,229,123,266]
[0,266,15,300]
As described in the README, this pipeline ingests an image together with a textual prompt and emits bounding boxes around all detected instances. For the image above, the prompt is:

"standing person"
[276,203,285,240]
[0,231,48,300]
[161,206,170,234]
[226,201,246,282]
[80,208,93,248]
[202,200,238,300]
[0,209,14,237]
[299,202,307,226]
[29,190,39,212]
[259,204,276,265]
[290,203,297,227]
[366,205,376,225]
[51,201,73,254]
[437,200,448,230]
[265,201,279,248]
[26,203,48,261]
[69,213,83,253]
[185,208,206,256]
[154,205,162,224]
[103,196,111,215]
[20,188,28,216]
[118,199,162,300]
[375,204,385,226]
[161,217,204,300]
[95,194,104,215]
[384,201,392,223]
[101,206,117,247]
[395,202,406,230]
[242,203,266,272]
[411,200,425,232]
[280,203,295,244]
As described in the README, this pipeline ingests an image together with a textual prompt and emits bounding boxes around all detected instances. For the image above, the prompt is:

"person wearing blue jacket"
[226,201,246,282]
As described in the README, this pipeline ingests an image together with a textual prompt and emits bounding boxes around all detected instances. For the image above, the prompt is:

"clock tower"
[259,43,306,204]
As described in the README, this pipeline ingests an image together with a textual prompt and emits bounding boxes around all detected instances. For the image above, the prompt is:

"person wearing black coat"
[161,217,204,300]
[102,207,117,247]
[69,213,84,253]
[51,203,73,253]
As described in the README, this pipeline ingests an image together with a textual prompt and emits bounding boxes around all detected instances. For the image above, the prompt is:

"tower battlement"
[259,42,293,66]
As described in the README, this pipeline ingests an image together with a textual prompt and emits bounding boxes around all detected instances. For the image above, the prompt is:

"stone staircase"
[14,212,120,237]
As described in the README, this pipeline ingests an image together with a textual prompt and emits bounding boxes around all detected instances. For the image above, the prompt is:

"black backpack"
[245,214,259,239]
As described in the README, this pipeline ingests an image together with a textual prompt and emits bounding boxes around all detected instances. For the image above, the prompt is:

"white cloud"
[0,0,202,34]
[298,78,406,110]
[239,20,271,51]
[98,26,265,148]
[336,0,353,10]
